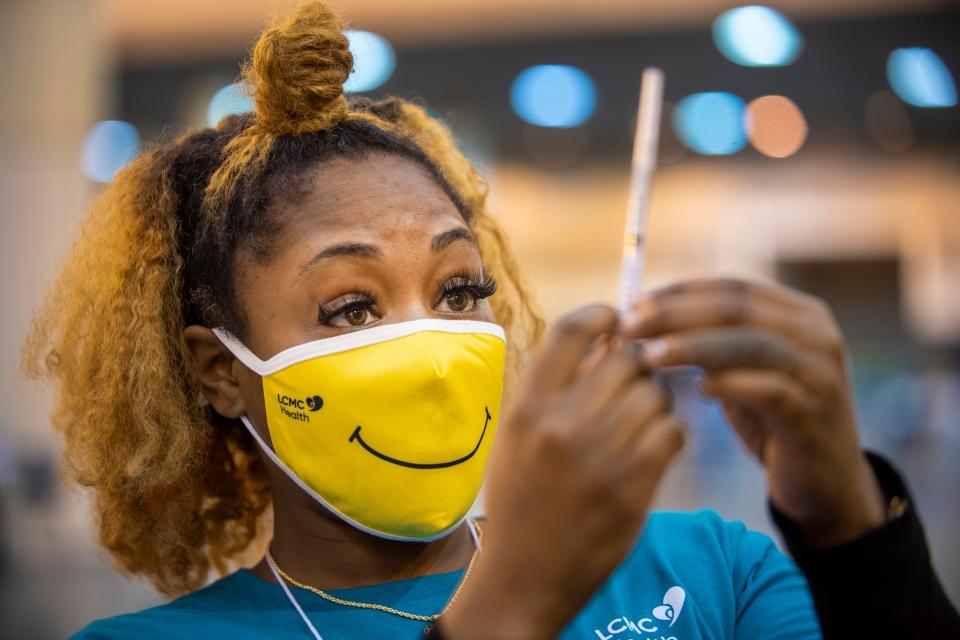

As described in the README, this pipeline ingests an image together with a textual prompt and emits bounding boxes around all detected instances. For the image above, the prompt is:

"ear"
[183,325,248,419]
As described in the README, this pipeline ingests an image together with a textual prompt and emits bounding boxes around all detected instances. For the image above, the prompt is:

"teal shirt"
[72,510,822,640]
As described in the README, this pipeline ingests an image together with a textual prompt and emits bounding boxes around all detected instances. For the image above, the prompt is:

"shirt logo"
[592,585,686,639]
[651,586,685,627]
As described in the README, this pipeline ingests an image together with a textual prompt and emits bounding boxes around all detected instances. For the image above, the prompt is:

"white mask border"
[212,318,506,377]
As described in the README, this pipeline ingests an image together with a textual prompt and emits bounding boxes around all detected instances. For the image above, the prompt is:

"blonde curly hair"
[22,1,543,597]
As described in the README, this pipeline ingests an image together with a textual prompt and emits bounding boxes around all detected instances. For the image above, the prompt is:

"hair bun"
[246,1,353,135]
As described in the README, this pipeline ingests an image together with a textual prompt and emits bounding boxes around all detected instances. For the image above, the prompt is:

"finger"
[623,289,841,350]
[637,277,823,316]
[595,377,669,449]
[574,334,618,381]
[641,327,802,373]
[568,343,647,417]
[527,305,619,392]
[703,370,815,425]
[631,413,687,481]
[641,328,842,396]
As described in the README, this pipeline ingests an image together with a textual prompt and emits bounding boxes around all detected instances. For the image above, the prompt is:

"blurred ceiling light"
[510,64,597,128]
[745,95,808,158]
[81,120,140,183]
[207,83,254,127]
[865,90,914,152]
[886,47,957,108]
[344,30,396,93]
[674,92,747,155]
[712,6,803,67]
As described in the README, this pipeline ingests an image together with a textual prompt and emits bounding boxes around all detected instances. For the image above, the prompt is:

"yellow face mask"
[213,319,506,541]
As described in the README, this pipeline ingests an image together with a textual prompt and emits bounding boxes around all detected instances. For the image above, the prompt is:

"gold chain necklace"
[267,522,482,623]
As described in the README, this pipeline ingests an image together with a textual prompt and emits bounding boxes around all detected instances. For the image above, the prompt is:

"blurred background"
[1,0,958,637]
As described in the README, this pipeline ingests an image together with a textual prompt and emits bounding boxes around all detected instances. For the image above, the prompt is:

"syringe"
[618,67,664,314]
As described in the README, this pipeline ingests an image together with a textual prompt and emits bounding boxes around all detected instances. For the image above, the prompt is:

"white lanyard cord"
[267,518,481,639]
[267,553,325,640]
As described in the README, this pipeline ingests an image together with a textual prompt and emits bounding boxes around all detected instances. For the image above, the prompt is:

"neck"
[250,465,477,589]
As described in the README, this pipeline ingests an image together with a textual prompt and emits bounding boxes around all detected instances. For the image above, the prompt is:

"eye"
[319,292,380,328]
[436,273,498,315]
[444,289,472,313]
[343,305,370,326]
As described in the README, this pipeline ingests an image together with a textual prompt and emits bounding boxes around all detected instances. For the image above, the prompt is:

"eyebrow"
[431,227,475,253]
[298,242,380,276]
[299,226,475,276]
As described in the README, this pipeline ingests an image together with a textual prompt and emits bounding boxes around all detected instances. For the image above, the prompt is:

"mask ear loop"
[466,517,482,552]
[210,327,269,375]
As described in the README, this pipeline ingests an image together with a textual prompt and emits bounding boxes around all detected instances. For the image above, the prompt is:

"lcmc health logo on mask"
[276,393,323,422]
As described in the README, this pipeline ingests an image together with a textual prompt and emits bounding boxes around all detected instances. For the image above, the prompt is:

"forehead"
[275,153,467,245]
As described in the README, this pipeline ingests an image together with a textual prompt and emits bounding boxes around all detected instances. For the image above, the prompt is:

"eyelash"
[437,272,499,304]
[316,273,498,325]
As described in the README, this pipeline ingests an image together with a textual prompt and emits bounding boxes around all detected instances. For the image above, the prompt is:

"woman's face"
[230,152,494,435]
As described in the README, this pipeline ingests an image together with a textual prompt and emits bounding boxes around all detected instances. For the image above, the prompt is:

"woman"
[24,3,956,639]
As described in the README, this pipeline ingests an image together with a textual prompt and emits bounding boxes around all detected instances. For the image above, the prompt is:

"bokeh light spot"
[745,95,808,158]
[510,64,597,128]
[207,83,254,127]
[886,48,957,108]
[344,30,396,93]
[81,120,140,183]
[674,92,747,155]
[712,6,803,67]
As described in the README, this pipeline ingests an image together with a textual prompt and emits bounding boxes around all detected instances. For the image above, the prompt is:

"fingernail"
[645,339,668,365]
